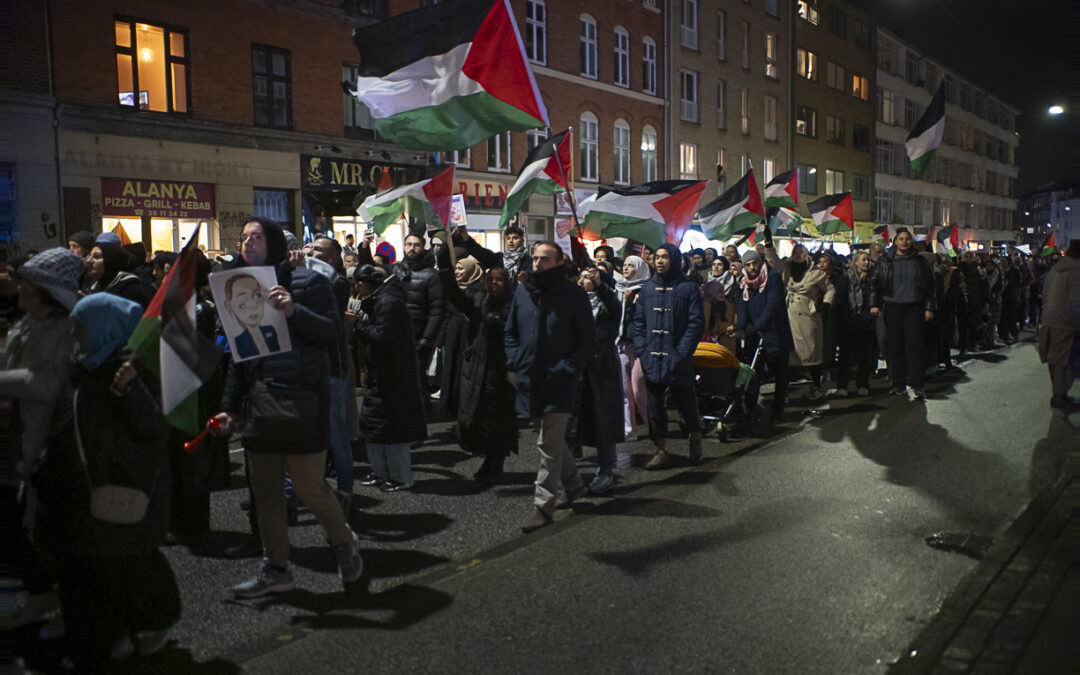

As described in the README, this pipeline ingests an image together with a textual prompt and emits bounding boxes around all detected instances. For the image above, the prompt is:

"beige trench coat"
[1038,256,1079,366]
[764,246,836,366]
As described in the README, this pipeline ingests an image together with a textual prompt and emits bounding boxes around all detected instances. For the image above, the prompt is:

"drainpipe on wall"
[45,0,65,241]
[664,0,671,179]
[787,0,794,170]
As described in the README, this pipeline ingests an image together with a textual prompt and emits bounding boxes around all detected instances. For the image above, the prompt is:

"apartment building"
[873,28,1019,245]
[791,0,875,227]
[667,0,791,196]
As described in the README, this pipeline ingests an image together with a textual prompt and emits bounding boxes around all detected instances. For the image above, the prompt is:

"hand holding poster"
[209,267,293,363]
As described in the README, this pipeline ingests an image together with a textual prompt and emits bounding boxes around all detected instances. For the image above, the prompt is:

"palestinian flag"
[357,165,455,234]
[746,223,767,245]
[905,83,946,174]
[809,192,854,235]
[578,180,709,250]
[499,130,570,229]
[1040,233,1056,257]
[129,227,221,435]
[343,0,547,151]
[874,224,892,244]
[698,170,765,241]
[768,207,805,236]
[935,223,960,257]
[764,169,799,209]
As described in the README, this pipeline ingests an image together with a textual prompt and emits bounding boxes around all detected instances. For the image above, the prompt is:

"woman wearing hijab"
[36,294,179,667]
[762,232,835,400]
[84,241,152,308]
[616,255,650,438]
[437,256,485,418]
[633,243,706,469]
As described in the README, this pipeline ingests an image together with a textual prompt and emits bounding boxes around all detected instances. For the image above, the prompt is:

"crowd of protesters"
[3,219,1077,670]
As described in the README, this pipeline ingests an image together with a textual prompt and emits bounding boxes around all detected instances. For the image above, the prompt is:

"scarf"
[70,293,142,370]
[456,256,483,289]
[742,263,769,301]
[587,290,604,319]
[502,246,526,277]
[616,255,650,294]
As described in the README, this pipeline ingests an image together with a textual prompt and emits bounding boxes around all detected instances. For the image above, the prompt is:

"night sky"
[849,0,1075,195]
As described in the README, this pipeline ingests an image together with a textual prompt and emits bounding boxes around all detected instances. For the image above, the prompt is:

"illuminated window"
[764,32,777,78]
[877,86,896,124]
[114,19,189,113]
[642,126,657,182]
[825,169,844,194]
[741,88,750,135]
[796,48,818,81]
[680,142,698,180]
[796,105,817,138]
[580,112,598,181]
[614,120,631,185]
[851,75,869,101]
[763,157,776,183]
[799,164,818,194]
[797,0,819,25]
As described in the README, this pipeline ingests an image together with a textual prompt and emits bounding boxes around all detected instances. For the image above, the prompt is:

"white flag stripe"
[579,193,664,221]
[347,43,484,119]
[507,155,551,198]
[357,178,432,219]
[905,117,945,160]
[160,340,202,413]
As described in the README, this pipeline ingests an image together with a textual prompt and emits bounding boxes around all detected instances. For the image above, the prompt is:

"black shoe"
[358,472,381,487]
[225,537,262,559]
[287,506,299,526]
[1050,395,1072,411]
[380,479,414,493]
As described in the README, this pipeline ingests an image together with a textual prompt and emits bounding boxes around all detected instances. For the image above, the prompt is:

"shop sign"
[101,177,215,218]
[458,178,513,210]
[300,154,421,192]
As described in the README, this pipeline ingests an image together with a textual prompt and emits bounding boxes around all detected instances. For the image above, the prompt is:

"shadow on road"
[239,582,453,632]
[1028,411,1075,502]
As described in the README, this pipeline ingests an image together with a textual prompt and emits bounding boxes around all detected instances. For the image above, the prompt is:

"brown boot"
[688,432,703,463]
[645,438,670,470]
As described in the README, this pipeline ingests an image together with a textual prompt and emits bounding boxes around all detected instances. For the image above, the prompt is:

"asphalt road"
[16,340,1076,673]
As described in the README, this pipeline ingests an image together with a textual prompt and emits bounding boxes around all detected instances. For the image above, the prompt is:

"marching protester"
[505,241,595,533]
[1038,240,1079,411]
[731,249,794,417]
[834,250,877,397]
[394,231,446,397]
[634,243,705,469]
[617,255,650,438]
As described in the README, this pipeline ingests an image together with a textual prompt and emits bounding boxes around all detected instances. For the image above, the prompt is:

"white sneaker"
[833,388,848,398]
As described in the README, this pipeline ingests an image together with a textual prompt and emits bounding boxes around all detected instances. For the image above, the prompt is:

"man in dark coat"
[213,218,362,599]
[393,232,445,392]
[505,241,595,533]
[734,250,795,414]
[633,242,705,469]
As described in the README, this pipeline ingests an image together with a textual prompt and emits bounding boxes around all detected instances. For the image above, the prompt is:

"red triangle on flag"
[830,193,854,229]
[653,181,709,245]
[745,170,765,216]
[462,0,546,126]
[377,167,394,192]
[421,165,456,228]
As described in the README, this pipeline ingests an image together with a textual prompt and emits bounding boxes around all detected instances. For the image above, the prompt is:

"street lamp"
[1048,105,1064,115]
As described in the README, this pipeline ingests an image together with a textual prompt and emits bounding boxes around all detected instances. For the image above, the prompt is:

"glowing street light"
[1048,105,1064,115]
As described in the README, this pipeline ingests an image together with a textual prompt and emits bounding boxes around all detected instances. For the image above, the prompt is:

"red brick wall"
[8,0,52,93]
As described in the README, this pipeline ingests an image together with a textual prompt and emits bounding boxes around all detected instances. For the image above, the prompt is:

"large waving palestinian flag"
[499,130,570,229]
[808,192,854,235]
[906,83,946,174]
[129,228,221,436]
[698,170,765,241]
[357,165,455,234]
[578,180,709,250]
[344,0,547,151]
[764,169,799,209]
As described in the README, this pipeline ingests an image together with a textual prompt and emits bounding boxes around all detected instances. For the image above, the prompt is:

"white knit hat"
[17,247,84,310]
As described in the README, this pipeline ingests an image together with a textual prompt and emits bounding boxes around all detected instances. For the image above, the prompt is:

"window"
[680,142,698,179]
[527,128,548,151]
[252,44,291,129]
[716,148,727,192]
[854,18,871,50]
[875,139,894,173]
[798,164,818,194]
[343,65,375,138]
[852,123,869,152]
[797,0,819,25]
[681,0,698,49]
[852,174,869,200]
[904,99,920,130]
[440,148,471,167]
[741,22,750,69]
[877,86,896,124]
[765,0,778,17]
[740,153,750,178]
[642,126,658,182]
[253,189,290,224]
[115,19,190,114]
[874,188,892,222]
[764,32,777,78]
[525,0,546,65]
[796,48,818,80]
[763,95,777,140]
[796,105,817,138]
[580,15,597,78]
[614,27,630,87]
[825,169,843,193]
[614,120,631,185]
[716,12,726,60]
[716,80,726,129]
[878,35,896,74]
[681,69,699,122]
[580,113,598,182]
[826,116,844,145]
[851,75,869,101]
[741,88,750,135]
[642,38,657,94]
[905,50,920,85]
[487,131,511,172]
[826,62,845,91]
[826,6,846,38]
[763,157,776,183]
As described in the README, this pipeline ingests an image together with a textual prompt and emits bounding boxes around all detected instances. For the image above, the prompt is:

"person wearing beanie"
[633,242,706,469]
[2,248,84,628]
[67,230,95,258]
[35,292,180,667]
[212,217,363,597]
[94,231,123,247]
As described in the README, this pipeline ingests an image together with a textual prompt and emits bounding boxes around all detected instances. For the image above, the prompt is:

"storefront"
[99,177,218,254]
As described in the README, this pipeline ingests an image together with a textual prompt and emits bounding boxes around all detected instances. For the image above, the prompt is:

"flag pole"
[554,126,583,236]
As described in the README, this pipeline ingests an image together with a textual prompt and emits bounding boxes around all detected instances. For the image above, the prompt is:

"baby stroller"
[693,339,772,441]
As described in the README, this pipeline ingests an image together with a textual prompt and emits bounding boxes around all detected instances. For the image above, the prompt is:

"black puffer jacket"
[221,263,340,454]
[356,277,428,444]
[393,250,445,355]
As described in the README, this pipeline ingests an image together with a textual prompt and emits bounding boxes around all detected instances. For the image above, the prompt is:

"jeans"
[884,302,926,390]
[534,412,584,515]
[645,381,701,438]
[328,375,354,496]
[367,442,414,485]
